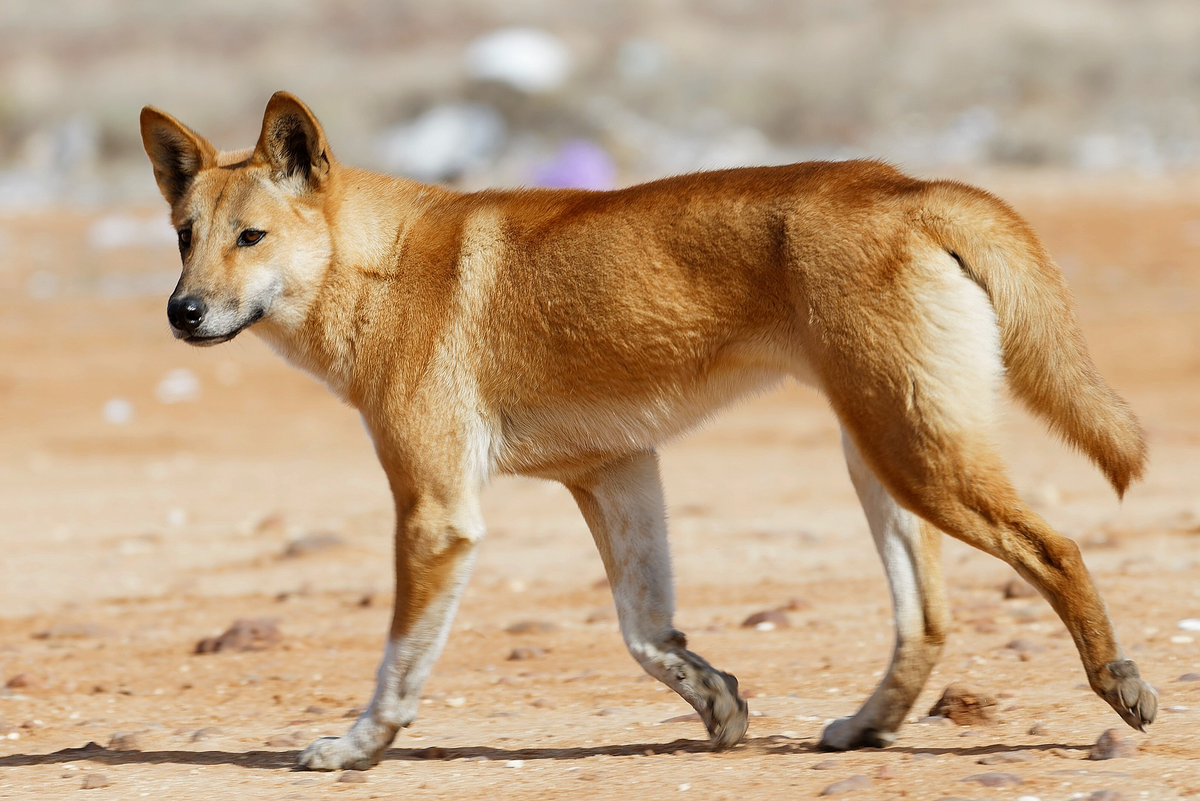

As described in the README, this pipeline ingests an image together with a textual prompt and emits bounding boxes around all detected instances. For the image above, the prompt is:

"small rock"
[253,512,286,536]
[1086,791,1127,801]
[1028,722,1050,736]
[343,706,366,718]
[505,759,524,768]
[819,774,872,795]
[507,646,546,661]
[660,713,701,724]
[928,684,997,726]
[32,623,106,640]
[1177,618,1200,631]
[80,773,110,790]
[977,751,1034,764]
[282,533,346,558]
[811,759,839,770]
[1003,578,1039,599]
[918,715,955,727]
[337,771,367,783]
[189,727,223,742]
[107,731,143,751]
[594,708,622,716]
[504,620,558,635]
[195,619,281,654]
[4,673,40,690]
[1051,747,1086,759]
[266,731,305,748]
[304,706,328,716]
[741,609,790,629]
[1177,672,1200,682]
[1005,638,1044,653]
[531,698,555,709]
[584,607,616,623]
[962,771,1023,787]
[1089,728,1137,760]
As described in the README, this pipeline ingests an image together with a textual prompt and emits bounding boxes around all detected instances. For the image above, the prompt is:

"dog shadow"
[0,737,1090,770]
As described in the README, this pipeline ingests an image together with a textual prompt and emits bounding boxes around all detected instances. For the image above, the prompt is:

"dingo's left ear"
[140,107,216,206]
[254,91,331,191]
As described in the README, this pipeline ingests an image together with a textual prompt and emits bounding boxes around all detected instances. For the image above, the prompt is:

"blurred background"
[4,0,1200,210]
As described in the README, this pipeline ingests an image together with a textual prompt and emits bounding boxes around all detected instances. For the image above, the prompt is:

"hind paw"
[1095,660,1157,732]
[819,716,898,751]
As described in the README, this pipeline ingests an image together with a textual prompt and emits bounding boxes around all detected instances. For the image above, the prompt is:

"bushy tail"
[920,181,1147,497]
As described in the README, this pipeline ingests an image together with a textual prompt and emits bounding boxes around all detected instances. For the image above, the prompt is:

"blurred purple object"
[532,140,616,190]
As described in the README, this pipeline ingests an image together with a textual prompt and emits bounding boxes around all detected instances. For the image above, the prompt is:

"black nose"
[167,296,206,333]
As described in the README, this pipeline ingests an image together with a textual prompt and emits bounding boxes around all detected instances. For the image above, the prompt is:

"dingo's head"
[140,92,333,346]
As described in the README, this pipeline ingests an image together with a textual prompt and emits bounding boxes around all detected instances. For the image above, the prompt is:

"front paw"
[1095,660,1158,732]
[819,716,898,751]
[297,735,383,771]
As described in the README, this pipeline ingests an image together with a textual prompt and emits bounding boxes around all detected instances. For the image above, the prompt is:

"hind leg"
[821,431,949,750]
[566,450,748,748]
[843,421,1156,732]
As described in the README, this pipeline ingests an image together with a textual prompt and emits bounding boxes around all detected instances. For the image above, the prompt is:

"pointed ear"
[140,107,216,206]
[253,92,331,190]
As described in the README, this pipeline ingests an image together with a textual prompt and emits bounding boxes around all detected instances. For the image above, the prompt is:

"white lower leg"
[822,432,944,750]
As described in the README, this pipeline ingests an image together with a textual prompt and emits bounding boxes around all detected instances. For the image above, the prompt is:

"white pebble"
[446,697,466,708]
[156,368,200,404]
[102,398,134,425]
[166,507,188,527]
[678,783,691,791]
[505,759,524,769]
[1171,635,1195,644]
[1178,619,1200,631]
[754,621,776,631]
[465,28,570,93]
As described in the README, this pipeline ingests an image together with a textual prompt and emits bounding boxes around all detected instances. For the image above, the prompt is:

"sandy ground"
[2,173,1200,799]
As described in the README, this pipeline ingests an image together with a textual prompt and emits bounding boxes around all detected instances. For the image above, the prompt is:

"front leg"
[567,450,748,748]
[298,482,484,771]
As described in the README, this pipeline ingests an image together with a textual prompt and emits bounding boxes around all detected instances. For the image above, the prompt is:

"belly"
[489,339,812,479]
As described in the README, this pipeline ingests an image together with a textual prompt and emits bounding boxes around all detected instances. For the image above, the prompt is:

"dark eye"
[177,228,192,251]
[238,229,266,247]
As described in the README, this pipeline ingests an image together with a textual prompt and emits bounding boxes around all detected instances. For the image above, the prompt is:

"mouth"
[174,308,265,347]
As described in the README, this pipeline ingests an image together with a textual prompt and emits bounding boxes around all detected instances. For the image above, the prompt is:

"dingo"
[141,92,1155,770]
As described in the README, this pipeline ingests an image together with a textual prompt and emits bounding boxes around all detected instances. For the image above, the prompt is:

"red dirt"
[2,173,1200,799]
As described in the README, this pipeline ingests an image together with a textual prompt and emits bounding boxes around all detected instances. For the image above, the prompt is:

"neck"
[253,166,444,403]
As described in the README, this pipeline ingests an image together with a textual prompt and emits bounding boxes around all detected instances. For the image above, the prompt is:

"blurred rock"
[102,398,134,425]
[195,619,281,654]
[505,620,558,635]
[5,673,41,690]
[80,773,110,790]
[741,609,790,630]
[155,369,200,404]
[282,532,346,559]
[507,646,546,661]
[532,140,615,190]
[1089,728,1137,760]
[379,104,505,183]
[961,771,1022,787]
[928,684,996,725]
[1002,578,1039,599]
[465,28,571,93]
[87,213,175,250]
[819,774,871,795]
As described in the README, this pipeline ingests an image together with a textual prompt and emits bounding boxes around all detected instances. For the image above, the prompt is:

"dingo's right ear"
[140,107,215,206]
